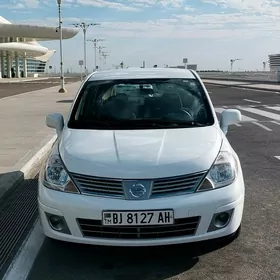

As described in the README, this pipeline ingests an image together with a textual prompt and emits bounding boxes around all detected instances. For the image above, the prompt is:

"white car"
[38,68,245,247]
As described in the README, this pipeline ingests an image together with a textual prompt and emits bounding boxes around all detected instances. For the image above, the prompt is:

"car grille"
[151,172,206,198]
[77,216,200,239]
[70,173,124,198]
[70,172,206,199]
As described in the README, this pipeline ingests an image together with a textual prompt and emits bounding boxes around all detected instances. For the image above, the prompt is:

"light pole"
[102,52,109,70]
[98,46,106,70]
[87,38,105,71]
[71,22,100,76]
[230,58,241,72]
[57,0,66,93]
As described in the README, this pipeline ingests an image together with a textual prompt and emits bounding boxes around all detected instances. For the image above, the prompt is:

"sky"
[2,0,280,72]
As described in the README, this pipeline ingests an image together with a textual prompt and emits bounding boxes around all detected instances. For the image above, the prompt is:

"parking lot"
[1,83,280,280]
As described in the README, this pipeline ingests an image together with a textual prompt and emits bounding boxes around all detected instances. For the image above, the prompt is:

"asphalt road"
[4,84,280,280]
[0,77,81,99]
[207,84,280,106]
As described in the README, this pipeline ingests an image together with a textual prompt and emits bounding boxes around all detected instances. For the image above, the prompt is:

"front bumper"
[38,175,245,247]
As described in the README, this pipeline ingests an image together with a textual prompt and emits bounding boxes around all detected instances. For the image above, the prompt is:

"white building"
[268,54,280,72]
[0,16,79,78]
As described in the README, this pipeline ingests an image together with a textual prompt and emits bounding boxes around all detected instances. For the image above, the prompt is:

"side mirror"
[46,113,64,137]
[220,109,241,135]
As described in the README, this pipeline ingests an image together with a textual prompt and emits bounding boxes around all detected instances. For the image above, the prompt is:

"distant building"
[0,16,78,78]
[169,64,198,71]
[268,54,280,72]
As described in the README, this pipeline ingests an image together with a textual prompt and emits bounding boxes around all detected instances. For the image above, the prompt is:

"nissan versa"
[38,68,245,247]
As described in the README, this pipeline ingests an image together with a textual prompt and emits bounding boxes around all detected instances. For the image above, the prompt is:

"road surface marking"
[266,106,280,111]
[215,107,257,122]
[214,107,225,113]
[274,156,280,160]
[238,107,280,121]
[2,219,44,280]
[234,124,242,127]
[233,87,279,94]
[252,122,272,131]
[271,121,280,125]
[243,99,261,104]
[222,106,228,108]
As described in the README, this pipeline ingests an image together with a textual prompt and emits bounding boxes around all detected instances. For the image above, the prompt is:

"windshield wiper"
[69,120,111,129]
[172,121,208,127]
[109,119,209,128]
[108,120,169,128]
[69,119,211,129]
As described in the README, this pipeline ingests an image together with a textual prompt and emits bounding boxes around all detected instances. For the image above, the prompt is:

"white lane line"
[252,122,272,131]
[243,99,261,104]
[271,121,280,125]
[238,107,280,121]
[275,156,280,160]
[214,107,225,113]
[215,107,257,122]
[266,106,280,111]
[3,219,44,280]
[234,124,242,127]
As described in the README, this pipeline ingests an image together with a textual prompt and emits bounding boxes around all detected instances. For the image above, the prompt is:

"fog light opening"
[214,212,230,228]
[49,215,64,231]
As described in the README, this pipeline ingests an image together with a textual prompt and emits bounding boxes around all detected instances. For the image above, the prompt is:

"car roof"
[87,67,196,81]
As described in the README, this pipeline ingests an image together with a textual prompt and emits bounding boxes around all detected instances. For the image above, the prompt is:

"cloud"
[202,0,280,14]
[76,0,188,11]
[20,0,39,8]
[5,0,280,71]
[77,0,141,11]
[12,8,280,40]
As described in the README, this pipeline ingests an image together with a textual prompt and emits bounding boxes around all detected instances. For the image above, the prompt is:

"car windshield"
[68,78,215,130]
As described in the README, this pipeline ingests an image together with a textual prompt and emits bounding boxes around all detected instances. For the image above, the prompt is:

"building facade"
[268,54,280,72]
[0,16,79,78]
[1,56,47,78]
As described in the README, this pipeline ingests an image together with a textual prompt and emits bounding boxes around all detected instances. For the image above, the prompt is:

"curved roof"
[0,16,79,40]
[0,42,48,54]
[0,16,11,24]
[0,24,79,40]
[0,16,79,62]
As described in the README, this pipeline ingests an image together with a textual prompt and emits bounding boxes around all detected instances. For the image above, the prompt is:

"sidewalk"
[0,81,81,198]
[202,79,280,92]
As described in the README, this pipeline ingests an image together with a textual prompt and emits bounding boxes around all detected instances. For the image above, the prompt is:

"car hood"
[59,126,222,179]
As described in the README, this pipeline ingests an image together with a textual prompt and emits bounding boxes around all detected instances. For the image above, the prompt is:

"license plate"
[102,210,174,226]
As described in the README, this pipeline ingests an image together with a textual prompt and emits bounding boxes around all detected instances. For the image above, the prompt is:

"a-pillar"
[23,56,27,78]
[6,54,12,78]
[15,55,20,78]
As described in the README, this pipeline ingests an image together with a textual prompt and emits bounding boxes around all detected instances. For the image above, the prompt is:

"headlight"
[196,151,238,192]
[40,155,79,193]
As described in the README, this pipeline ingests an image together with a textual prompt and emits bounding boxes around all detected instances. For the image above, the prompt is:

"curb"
[0,135,57,200]
[203,81,280,93]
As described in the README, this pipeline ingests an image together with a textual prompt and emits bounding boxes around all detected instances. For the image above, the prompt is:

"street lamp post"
[57,0,66,93]
[87,38,105,71]
[102,51,109,70]
[98,46,106,70]
[71,22,100,76]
